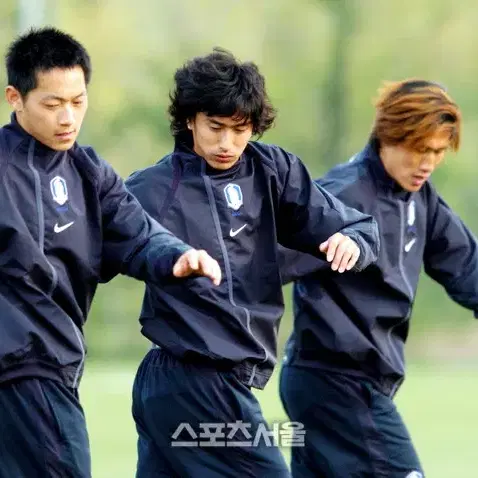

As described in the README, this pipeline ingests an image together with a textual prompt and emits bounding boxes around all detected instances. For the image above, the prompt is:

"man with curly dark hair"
[125,48,380,477]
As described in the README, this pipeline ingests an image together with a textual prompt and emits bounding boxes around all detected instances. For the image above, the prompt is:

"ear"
[5,86,24,112]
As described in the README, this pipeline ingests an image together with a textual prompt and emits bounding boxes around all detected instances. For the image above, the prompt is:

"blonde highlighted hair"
[371,79,461,152]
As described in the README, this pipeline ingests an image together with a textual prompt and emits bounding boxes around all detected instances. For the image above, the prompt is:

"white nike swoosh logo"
[229,224,247,237]
[404,238,416,252]
[54,221,74,233]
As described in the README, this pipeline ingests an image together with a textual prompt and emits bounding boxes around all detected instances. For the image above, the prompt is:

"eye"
[73,101,84,107]
[44,104,60,109]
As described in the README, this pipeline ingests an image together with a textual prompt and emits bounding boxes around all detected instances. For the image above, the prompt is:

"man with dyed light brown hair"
[278,80,478,477]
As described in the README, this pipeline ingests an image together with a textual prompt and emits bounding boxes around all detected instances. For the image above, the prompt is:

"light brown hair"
[370,79,461,152]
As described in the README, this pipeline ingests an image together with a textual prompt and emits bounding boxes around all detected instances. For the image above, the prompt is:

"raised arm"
[274,148,380,273]
[99,160,220,285]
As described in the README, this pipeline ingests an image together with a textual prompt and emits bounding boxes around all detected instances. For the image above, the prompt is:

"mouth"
[411,175,429,187]
[55,130,76,140]
[214,154,235,163]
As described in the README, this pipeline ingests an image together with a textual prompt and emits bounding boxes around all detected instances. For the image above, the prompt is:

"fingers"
[332,238,353,272]
[347,246,361,271]
[323,233,341,263]
[172,253,188,277]
[321,233,360,273]
[197,250,222,286]
[173,249,221,285]
[173,249,200,279]
[211,259,222,286]
[187,250,199,271]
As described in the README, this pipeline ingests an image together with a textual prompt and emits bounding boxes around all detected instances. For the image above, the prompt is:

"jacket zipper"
[28,140,86,387]
[202,174,269,386]
[397,201,415,299]
[385,200,414,396]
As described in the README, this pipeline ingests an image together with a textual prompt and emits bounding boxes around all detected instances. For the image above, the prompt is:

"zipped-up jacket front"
[0,115,191,388]
[280,140,478,395]
[125,139,380,389]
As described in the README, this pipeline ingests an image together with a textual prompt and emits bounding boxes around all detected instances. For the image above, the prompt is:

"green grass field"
[81,361,478,477]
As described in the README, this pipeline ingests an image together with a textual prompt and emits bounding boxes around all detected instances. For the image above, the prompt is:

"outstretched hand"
[319,233,361,273]
[173,249,222,285]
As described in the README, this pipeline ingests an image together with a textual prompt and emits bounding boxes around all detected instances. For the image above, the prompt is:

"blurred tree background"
[2,0,478,363]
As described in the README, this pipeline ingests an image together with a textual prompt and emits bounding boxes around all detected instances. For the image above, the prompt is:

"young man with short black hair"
[0,27,220,478]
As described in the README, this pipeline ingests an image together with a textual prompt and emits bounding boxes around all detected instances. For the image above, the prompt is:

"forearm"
[278,246,326,284]
[340,218,380,271]
[125,225,192,283]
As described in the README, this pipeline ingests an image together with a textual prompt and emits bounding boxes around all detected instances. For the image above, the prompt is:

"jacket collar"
[364,137,411,200]
[6,112,74,160]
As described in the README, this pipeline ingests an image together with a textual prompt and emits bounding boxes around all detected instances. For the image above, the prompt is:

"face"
[188,113,253,170]
[5,66,88,151]
[380,129,451,192]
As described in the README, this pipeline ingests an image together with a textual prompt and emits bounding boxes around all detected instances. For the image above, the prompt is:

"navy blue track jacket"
[280,139,478,396]
[0,115,192,388]
[125,138,380,389]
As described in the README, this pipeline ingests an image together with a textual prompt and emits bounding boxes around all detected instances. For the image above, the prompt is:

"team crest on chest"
[224,183,243,211]
[50,176,68,206]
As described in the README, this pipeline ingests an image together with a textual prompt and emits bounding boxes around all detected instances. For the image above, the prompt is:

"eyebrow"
[209,118,250,127]
[420,144,448,152]
[42,92,87,102]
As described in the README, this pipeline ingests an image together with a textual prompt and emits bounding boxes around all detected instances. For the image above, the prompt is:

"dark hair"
[6,26,92,97]
[169,47,276,138]
[371,79,461,152]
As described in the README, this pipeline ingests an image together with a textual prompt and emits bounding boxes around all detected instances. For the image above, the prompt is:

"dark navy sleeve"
[99,161,191,283]
[277,246,326,285]
[275,148,380,271]
[424,189,478,317]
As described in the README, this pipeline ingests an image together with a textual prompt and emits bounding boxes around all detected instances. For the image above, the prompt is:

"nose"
[419,153,437,173]
[59,106,75,126]
[218,129,233,152]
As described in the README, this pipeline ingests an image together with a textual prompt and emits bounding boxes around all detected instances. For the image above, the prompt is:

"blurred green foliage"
[1,0,478,361]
